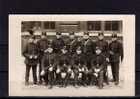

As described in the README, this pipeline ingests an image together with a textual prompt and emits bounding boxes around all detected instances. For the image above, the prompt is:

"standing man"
[82,32,96,85]
[23,31,39,85]
[37,32,49,84]
[109,34,123,85]
[67,32,82,55]
[52,32,65,54]
[95,32,109,85]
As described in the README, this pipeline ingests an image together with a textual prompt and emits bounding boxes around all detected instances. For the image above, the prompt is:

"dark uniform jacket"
[58,52,71,72]
[82,38,95,55]
[23,41,39,65]
[71,53,87,73]
[66,38,82,54]
[91,53,107,73]
[41,52,56,71]
[72,53,86,66]
[52,38,65,54]
[82,38,95,69]
[95,39,109,57]
[37,38,49,58]
[109,40,123,63]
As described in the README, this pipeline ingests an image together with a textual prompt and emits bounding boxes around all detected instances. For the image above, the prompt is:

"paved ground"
[9,57,124,96]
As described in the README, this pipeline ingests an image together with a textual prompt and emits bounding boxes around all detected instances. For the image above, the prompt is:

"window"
[87,21,101,31]
[105,21,120,31]
[21,21,42,32]
[44,21,55,29]
[112,21,119,31]
[21,22,32,32]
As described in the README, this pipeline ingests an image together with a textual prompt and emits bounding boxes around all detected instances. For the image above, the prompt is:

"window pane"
[21,21,33,32]
[94,21,101,30]
[87,22,93,30]
[32,21,41,30]
[44,22,50,29]
[44,21,55,29]
[87,21,101,31]
[50,22,55,29]
[105,21,112,31]
[112,21,119,31]
[33,21,41,27]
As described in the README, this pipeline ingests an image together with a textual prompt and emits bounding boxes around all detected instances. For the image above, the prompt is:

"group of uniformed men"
[22,30,123,89]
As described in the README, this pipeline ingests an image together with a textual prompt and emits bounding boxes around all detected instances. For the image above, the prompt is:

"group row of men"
[22,30,123,89]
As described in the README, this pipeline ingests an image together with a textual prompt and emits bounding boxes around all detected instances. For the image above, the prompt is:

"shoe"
[64,84,67,88]
[60,85,64,87]
[38,81,42,84]
[106,81,109,85]
[74,85,79,88]
[33,84,38,87]
[48,85,53,89]
[83,83,86,87]
[25,81,29,86]
[115,81,119,85]
[99,85,103,89]
[45,82,48,86]
[34,82,37,85]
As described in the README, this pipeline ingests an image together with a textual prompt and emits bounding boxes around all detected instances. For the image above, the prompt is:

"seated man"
[91,47,107,89]
[56,46,70,87]
[71,46,87,87]
[41,42,56,89]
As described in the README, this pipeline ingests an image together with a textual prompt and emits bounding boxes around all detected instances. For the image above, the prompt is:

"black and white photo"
[9,15,135,96]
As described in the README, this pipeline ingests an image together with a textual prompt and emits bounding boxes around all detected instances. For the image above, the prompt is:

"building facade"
[21,21,122,36]
[21,21,123,53]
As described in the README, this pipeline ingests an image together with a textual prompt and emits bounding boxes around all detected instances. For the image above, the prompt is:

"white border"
[9,15,135,96]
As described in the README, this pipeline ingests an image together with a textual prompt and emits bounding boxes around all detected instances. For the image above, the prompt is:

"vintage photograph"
[9,15,135,96]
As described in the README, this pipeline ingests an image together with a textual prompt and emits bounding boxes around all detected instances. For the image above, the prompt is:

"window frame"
[87,21,102,32]
[43,21,56,30]
[104,21,121,32]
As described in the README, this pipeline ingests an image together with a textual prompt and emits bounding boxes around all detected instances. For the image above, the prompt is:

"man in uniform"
[109,34,123,85]
[37,32,49,84]
[91,47,107,89]
[82,32,96,85]
[95,32,109,85]
[66,32,82,55]
[56,45,70,87]
[41,41,56,89]
[66,32,83,79]
[52,32,65,85]
[52,32,65,54]
[22,31,39,85]
[71,46,87,87]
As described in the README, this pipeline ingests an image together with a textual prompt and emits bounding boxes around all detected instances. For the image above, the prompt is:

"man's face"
[76,50,82,54]
[70,35,75,39]
[78,37,81,41]
[56,35,61,39]
[41,35,46,39]
[83,35,89,40]
[98,35,104,40]
[29,38,34,43]
[112,37,117,41]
